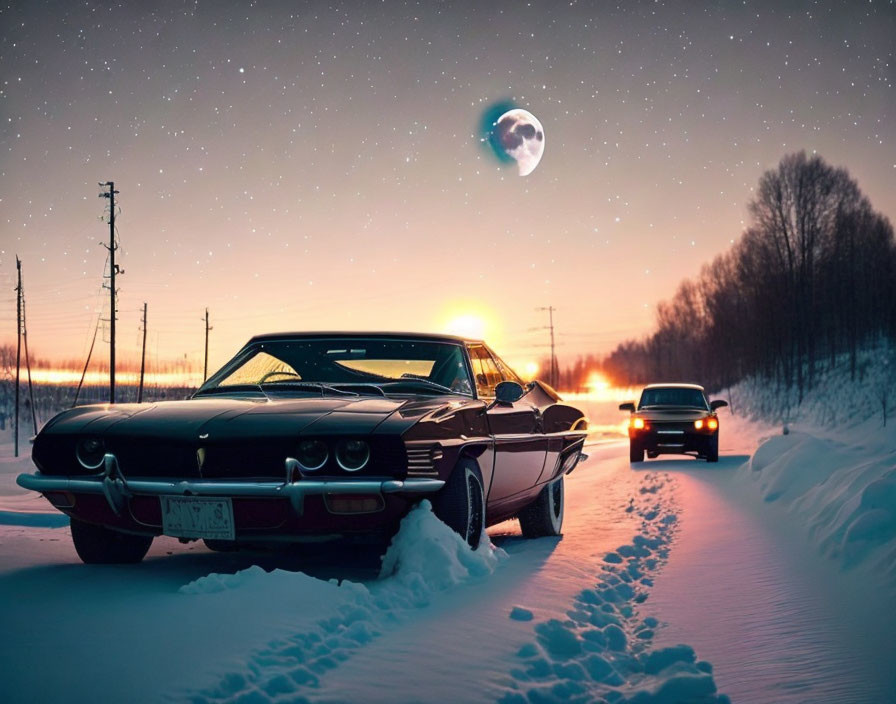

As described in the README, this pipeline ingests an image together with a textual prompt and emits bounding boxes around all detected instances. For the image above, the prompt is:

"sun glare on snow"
[587,372,611,394]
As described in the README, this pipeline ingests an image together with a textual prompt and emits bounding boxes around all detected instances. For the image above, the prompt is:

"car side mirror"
[494,381,525,405]
[619,402,636,413]
[710,399,728,410]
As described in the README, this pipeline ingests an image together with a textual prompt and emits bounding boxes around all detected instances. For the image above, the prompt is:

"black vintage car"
[619,383,728,463]
[18,332,588,563]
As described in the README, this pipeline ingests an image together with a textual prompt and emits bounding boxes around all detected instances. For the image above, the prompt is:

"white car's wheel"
[518,476,564,538]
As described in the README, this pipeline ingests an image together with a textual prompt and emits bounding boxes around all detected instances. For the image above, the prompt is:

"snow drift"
[733,350,896,586]
[180,500,506,702]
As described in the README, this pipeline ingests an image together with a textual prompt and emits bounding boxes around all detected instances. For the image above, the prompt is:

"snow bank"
[179,500,506,702]
[731,349,896,586]
[741,430,896,585]
[499,473,728,704]
[379,498,504,596]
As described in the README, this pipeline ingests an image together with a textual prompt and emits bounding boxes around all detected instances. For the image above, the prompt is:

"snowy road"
[1,414,894,703]
[650,464,896,703]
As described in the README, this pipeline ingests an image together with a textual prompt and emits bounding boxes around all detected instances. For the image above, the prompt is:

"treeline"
[0,380,198,435]
[0,344,198,433]
[601,152,896,398]
[547,353,603,393]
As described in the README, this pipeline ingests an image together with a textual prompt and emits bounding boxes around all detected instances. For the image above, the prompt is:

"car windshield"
[638,387,707,409]
[196,337,474,397]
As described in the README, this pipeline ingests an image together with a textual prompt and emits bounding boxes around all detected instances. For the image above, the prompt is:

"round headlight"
[76,437,106,470]
[296,439,328,471]
[335,439,370,472]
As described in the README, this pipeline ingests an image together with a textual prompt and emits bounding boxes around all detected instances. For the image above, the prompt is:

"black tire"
[203,539,240,552]
[518,477,564,538]
[706,435,719,463]
[630,440,644,463]
[70,518,153,564]
[432,458,485,549]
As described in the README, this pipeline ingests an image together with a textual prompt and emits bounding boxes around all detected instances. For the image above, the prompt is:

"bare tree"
[598,152,896,397]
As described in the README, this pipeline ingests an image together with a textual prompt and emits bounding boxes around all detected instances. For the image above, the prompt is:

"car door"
[469,345,547,503]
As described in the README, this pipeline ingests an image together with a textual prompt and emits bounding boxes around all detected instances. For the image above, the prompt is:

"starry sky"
[1,0,894,377]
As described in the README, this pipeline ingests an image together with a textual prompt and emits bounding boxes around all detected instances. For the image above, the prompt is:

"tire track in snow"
[175,500,507,703]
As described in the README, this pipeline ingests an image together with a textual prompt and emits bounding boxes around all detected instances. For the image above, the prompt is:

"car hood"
[38,394,463,442]
[635,407,712,422]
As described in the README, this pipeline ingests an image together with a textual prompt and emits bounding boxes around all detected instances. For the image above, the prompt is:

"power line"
[203,307,213,381]
[21,272,39,432]
[535,306,558,388]
[73,319,100,408]
[138,302,147,403]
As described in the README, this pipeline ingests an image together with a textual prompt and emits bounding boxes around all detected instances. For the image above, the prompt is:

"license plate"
[160,496,235,540]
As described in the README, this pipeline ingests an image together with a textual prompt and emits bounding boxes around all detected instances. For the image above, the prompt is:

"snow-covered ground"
[732,351,896,589]
[1,365,894,703]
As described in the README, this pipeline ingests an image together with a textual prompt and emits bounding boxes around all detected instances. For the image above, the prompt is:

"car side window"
[486,346,524,385]
[468,345,502,398]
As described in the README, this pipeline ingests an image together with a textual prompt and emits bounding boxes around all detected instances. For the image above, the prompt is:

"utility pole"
[99,181,120,403]
[138,302,147,403]
[536,306,557,389]
[14,257,21,457]
[203,308,212,381]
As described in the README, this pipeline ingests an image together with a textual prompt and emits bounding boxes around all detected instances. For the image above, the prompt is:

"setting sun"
[522,361,539,380]
[439,303,501,347]
[443,314,486,339]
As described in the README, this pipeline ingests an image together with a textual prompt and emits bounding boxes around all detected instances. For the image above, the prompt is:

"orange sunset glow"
[2,2,893,390]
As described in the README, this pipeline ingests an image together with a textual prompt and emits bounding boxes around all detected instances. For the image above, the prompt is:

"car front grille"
[200,442,291,479]
[109,439,288,480]
[108,436,407,480]
[111,440,199,479]
[650,421,697,433]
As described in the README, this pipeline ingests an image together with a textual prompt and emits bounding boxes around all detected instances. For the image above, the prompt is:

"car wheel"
[630,441,644,463]
[518,477,564,538]
[432,458,485,549]
[203,539,240,552]
[706,435,719,463]
[70,517,153,564]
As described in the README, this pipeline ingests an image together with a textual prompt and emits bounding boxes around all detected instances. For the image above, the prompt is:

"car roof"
[642,383,706,391]
[246,331,482,345]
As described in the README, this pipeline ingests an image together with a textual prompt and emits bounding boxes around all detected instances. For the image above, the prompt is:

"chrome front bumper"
[16,454,445,518]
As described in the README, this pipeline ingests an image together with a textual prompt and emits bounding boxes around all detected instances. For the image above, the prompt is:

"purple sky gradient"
[1,1,893,374]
